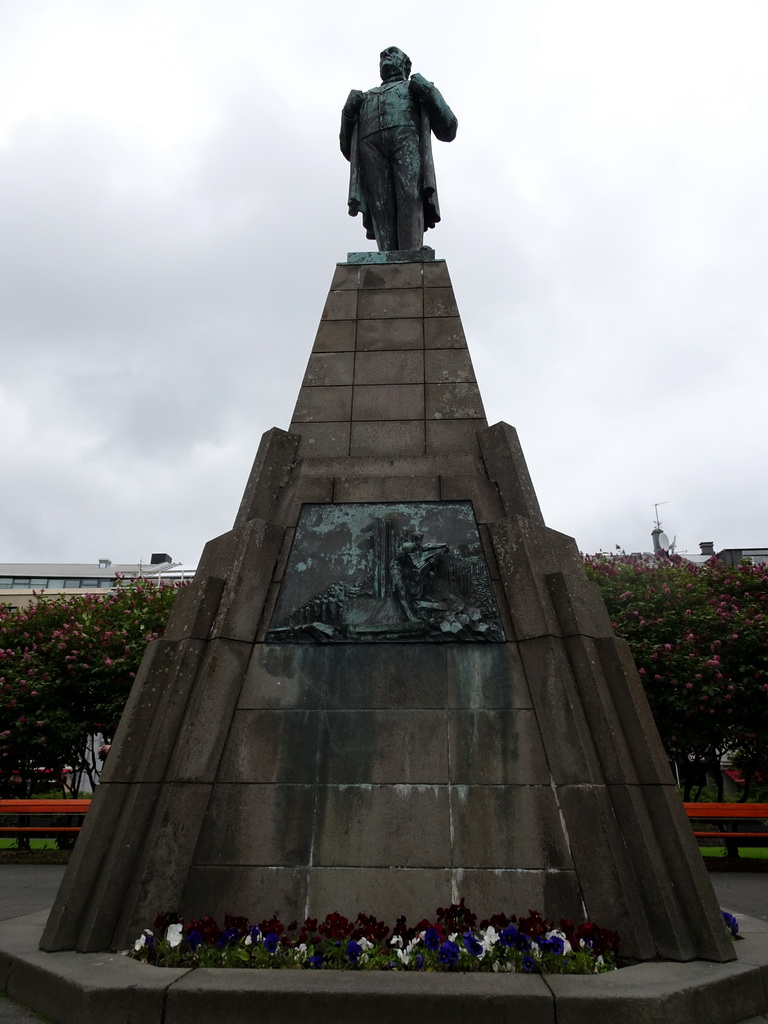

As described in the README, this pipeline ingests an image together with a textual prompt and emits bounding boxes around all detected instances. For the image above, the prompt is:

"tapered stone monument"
[41,252,734,964]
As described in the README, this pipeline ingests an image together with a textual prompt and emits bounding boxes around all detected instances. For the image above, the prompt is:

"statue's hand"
[342,89,364,118]
[409,73,433,99]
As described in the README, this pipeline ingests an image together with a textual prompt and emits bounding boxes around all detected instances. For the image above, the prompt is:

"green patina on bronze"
[268,501,504,643]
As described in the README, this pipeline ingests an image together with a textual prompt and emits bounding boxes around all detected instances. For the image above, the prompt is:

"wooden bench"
[684,802,768,845]
[0,799,90,836]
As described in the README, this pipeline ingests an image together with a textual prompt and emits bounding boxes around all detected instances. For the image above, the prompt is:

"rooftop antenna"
[651,502,670,556]
[653,502,668,530]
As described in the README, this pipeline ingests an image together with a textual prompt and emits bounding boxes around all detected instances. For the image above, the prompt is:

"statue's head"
[379,46,411,82]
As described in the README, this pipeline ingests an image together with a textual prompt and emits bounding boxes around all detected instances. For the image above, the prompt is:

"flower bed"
[129,899,620,975]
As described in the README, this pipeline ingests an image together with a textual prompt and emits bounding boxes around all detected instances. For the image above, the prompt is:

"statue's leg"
[391,127,424,250]
[359,134,398,251]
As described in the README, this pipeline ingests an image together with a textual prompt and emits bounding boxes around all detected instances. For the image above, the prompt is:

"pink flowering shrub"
[0,582,183,797]
[585,555,768,798]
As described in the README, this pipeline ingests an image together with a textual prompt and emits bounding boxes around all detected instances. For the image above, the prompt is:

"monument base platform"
[2,912,767,1024]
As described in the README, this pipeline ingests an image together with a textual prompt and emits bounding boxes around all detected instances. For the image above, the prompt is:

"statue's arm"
[340,89,364,161]
[409,73,457,142]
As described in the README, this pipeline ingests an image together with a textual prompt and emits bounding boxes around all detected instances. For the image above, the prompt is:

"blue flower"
[415,953,424,970]
[308,953,324,969]
[522,955,536,973]
[346,940,362,964]
[463,932,483,957]
[264,932,280,954]
[186,929,202,951]
[424,927,441,950]
[498,925,518,947]
[722,912,739,937]
[514,931,532,952]
[438,940,460,967]
[537,935,564,956]
[248,925,260,944]
[217,927,240,949]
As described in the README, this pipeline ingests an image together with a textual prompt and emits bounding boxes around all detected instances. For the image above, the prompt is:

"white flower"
[359,937,374,951]
[390,935,403,948]
[134,935,146,951]
[396,948,408,964]
[481,926,497,953]
[244,934,252,946]
[296,943,307,955]
[166,923,183,948]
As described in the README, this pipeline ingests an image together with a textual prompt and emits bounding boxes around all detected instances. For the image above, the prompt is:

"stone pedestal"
[41,257,734,964]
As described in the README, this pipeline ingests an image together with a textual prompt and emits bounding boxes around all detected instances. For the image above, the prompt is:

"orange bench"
[0,799,90,835]
[684,802,768,844]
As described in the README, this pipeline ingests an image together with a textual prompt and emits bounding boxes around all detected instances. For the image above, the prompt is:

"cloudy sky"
[2,0,767,566]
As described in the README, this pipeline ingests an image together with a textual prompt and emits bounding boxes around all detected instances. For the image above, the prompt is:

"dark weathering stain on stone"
[267,501,504,643]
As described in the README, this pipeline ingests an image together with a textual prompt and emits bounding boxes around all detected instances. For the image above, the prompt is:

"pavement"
[0,865,767,1023]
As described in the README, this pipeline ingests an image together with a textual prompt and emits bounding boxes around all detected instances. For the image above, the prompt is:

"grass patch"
[702,846,768,859]
[0,839,60,850]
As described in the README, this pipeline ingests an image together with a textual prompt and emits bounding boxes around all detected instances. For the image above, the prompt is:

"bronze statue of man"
[340,47,457,252]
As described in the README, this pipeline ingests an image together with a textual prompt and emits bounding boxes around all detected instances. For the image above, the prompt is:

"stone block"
[449,709,549,784]
[555,784,657,961]
[424,316,467,348]
[518,637,604,784]
[425,419,484,455]
[447,644,532,709]
[113,782,214,950]
[492,579,517,640]
[330,264,359,290]
[426,383,485,419]
[425,348,476,383]
[209,520,284,642]
[40,782,150,952]
[424,261,451,287]
[255,582,281,642]
[292,453,483,480]
[292,421,351,458]
[7,944,187,1024]
[193,783,314,866]
[560,635,641,786]
[478,523,501,578]
[165,969,556,1024]
[594,637,675,784]
[479,422,544,525]
[354,350,424,385]
[333,474,440,502]
[489,516,573,640]
[439,475,504,523]
[217,709,320,783]
[271,474,334,527]
[321,644,448,709]
[609,785,736,962]
[239,644,325,709]
[546,572,615,639]
[291,385,352,422]
[162,575,226,641]
[312,320,356,351]
[181,865,308,926]
[322,290,357,320]
[454,867,583,924]
[451,785,572,869]
[350,421,425,456]
[317,709,449,784]
[102,638,206,784]
[165,638,253,782]
[302,352,355,387]
[232,427,299,531]
[360,263,423,289]
[352,384,424,420]
[314,785,450,867]
[356,318,423,350]
[424,287,459,317]
[357,288,423,319]
[307,866,452,925]
[272,527,294,582]
[547,958,764,1024]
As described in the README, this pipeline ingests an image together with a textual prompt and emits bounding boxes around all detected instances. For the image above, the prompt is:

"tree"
[584,555,768,801]
[0,581,183,798]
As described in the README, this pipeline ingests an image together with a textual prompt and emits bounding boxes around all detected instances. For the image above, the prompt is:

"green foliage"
[0,582,183,797]
[585,555,768,795]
